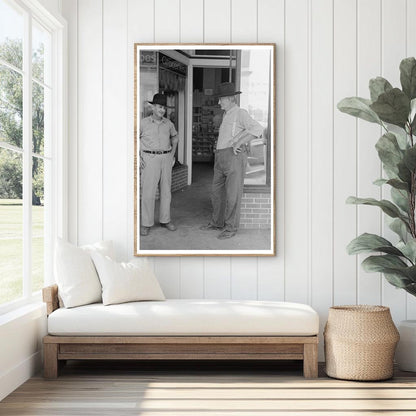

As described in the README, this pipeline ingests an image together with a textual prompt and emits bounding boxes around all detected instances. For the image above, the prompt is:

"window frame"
[0,0,67,315]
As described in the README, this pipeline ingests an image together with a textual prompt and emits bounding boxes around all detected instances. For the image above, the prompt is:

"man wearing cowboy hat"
[140,93,178,236]
[200,82,263,239]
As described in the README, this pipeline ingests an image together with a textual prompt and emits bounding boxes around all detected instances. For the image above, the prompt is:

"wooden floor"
[1,360,416,415]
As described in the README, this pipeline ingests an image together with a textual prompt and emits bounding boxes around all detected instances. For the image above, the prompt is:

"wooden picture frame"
[134,44,276,256]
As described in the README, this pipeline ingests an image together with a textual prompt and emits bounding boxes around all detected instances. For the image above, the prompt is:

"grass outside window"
[0,199,44,305]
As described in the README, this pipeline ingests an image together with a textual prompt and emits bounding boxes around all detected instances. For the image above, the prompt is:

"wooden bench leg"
[303,343,318,379]
[44,343,59,379]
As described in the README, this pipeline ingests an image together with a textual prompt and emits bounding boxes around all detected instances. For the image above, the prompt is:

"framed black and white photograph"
[134,44,275,256]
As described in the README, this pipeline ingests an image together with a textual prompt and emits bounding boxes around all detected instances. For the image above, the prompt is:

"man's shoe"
[217,230,237,240]
[160,222,177,231]
[200,223,224,231]
[140,226,150,236]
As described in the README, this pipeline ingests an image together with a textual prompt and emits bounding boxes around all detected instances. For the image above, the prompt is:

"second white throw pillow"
[91,253,165,306]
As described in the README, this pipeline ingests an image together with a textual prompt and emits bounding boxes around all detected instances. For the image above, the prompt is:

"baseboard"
[0,351,42,401]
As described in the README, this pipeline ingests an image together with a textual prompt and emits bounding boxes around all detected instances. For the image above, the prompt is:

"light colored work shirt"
[216,105,263,150]
[140,116,177,151]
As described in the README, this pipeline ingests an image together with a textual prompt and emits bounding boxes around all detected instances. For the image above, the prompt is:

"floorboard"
[1,361,416,415]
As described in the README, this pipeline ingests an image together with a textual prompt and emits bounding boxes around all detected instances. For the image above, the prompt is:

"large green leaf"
[337,97,383,125]
[373,178,410,191]
[403,146,416,172]
[381,263,416,284]
[383,271,412,288]
[397,240,416,264]
[384,166,400,180]
[373,178,388,186]
[403,265,416,282]
[375,132,404,173]
[361,255,416,288]
[346,196,406,219]
[369,77,393,102]
[347,233,404,256]
[391,187,410,214]
[400,57,416,100]
[370,88,410,128]
[411,99,416,133]
[410,98,416,129]
[387,178,410,191]
[397,161,412,185]
[389,217,410,241]
[362,254,408,272]
[394,130,409,150]
[404,283,416,296]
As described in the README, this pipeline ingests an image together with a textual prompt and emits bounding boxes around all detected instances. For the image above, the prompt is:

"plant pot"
[324,305,400,381]
[395,320,416,372]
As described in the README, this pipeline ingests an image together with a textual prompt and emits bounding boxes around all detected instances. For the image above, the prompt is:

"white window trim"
[0,0,67,315]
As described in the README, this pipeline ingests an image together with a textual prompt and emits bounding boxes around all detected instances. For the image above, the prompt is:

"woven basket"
[324,305,399,381]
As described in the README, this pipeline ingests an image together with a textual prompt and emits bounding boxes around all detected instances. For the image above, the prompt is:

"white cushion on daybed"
[54,239,115,308]
[47,299,319,336]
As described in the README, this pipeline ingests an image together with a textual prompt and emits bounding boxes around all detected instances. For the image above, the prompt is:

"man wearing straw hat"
[200,82,263,239]
[140,93,178,236]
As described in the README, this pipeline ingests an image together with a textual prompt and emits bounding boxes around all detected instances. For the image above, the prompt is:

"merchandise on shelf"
[192,90,222,162]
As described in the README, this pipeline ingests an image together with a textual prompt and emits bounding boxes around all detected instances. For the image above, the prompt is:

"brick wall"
[239,193,271,229]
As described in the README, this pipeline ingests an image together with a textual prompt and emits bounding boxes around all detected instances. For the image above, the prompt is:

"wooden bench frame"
[42,285,319,379]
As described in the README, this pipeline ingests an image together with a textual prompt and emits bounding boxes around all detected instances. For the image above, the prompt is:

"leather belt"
[142,150,171,154]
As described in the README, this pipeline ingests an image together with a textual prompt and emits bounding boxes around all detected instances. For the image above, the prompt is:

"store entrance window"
[191,67,235,186]
[240,49,271,186]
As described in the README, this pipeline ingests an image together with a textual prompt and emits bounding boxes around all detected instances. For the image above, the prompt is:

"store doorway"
[191,67,235,187]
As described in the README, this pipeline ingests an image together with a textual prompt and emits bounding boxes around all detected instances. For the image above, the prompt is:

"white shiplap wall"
[62,0,416,356]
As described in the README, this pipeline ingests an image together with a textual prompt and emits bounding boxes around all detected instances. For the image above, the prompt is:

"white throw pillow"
[54,239,114,308]
[90,252,165,306]
[81,240,115,259]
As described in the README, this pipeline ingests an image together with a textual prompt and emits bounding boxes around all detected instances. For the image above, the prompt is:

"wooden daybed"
[42,285,319,379]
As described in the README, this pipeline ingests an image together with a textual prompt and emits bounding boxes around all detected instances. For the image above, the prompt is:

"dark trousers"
[210,147,247,232]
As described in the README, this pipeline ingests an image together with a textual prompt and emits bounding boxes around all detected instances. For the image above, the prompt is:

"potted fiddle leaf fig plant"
[337,57,416,371]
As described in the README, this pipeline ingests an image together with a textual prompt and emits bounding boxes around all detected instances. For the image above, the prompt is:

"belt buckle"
[156,151,162,154]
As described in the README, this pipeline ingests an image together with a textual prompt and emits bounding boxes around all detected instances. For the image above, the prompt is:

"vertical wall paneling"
[203,0,231,42]
[229,0,259,300]
[356,0,382,305]
[65,0,416,348]
[284,0,309,303]
[77,0,103,245]
[154,0,180,43]
[154,258,181,298]
[381,0,407,322]
[333,0,357,305]
[61,0,78,244]
[202,0,232,298]
[180,258,204,298]
[231,258,258,299]
[406,0,416,319]
[204,258,231,299]
[127,0,155,258]
[103,0,128,260]
[127,0,155,42]
[407,0,416,58]
[257,0,285,301]
[310,0,333,356]
[178,0,205,298]
[180,0,203,43]
[230,0,257,42]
